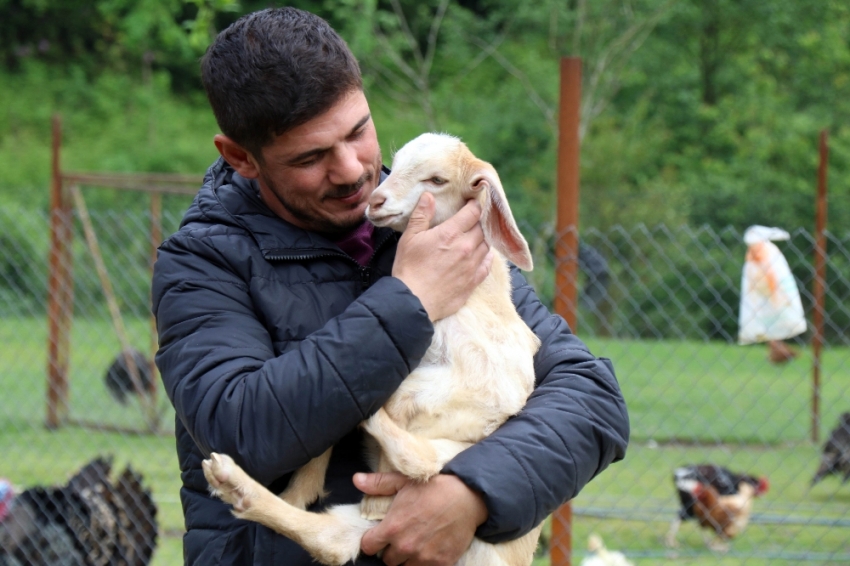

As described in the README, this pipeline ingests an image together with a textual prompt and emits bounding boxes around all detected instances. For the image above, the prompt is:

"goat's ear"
[469,167,533,271]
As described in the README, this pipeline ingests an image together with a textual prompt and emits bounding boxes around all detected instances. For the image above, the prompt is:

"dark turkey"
[811,412,850,486]
[104,349,154,405]
[0,457,157,566]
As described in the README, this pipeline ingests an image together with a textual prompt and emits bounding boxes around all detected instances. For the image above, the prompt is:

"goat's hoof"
[360,494,393,520]
[202,452,255,514]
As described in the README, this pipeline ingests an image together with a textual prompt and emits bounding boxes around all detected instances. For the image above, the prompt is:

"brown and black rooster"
[811,412,850,487]
[665,464,768,552]
[0,456,157,566]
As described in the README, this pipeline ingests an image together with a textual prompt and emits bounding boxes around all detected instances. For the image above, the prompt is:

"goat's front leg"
[280,448,332,509]
[203,453,375,566]
[359,451,396,521]
[362,408,471,482]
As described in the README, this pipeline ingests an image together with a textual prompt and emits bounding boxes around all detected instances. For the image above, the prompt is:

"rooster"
[811,412,850,486]
[665,464,768,551]
[0,456,157,565]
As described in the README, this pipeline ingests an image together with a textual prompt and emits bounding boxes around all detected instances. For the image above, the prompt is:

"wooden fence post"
[47,114,74,428]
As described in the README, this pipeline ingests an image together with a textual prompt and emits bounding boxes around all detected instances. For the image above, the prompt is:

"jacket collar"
[191,158,394,260]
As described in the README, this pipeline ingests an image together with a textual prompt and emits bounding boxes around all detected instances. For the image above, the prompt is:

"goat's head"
[367,133,533,271]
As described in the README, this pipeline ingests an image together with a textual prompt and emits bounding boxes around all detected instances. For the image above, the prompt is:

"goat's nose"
[369,192,387,210]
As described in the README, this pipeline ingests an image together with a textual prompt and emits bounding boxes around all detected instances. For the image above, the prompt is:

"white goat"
[202,132,543,565]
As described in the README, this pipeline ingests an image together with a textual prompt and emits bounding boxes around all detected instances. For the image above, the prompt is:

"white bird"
[579,534,634,566]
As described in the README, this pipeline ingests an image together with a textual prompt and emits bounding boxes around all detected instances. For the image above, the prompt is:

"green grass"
[557,443,850,565]
[2,316,849,564]
[583,337,850,445]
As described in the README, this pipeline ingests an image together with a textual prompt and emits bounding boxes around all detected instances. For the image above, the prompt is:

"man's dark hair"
[201,7,362,159]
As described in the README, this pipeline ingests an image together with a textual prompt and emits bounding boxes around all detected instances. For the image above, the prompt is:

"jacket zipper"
[265,229,399,291]
[265,251,365,291]
[265,252,349,262]
[368,230,397,264]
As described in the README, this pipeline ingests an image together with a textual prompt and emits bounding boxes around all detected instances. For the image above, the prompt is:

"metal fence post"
[149,192,162,399]
[551,55,582,566]
[811,129,829,443]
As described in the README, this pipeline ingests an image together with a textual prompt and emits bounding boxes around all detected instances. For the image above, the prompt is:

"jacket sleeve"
[152,231,433,486]
[441,267,629,543]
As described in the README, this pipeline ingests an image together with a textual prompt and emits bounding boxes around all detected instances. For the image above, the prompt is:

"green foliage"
[617,0,850,232]
[0,0,240,92]
[2,0,850,344]
[0,60,217,211]
[3,0,848,234]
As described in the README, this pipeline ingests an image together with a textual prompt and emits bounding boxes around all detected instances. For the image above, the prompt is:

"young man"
[152,7,629,566]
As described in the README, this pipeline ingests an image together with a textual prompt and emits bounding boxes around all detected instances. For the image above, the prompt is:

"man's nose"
[328,144,364,185]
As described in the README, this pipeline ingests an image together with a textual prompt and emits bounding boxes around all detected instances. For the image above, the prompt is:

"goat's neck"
[439,252,516,326]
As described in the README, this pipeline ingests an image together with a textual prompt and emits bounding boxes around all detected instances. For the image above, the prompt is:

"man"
[152,7,629,566]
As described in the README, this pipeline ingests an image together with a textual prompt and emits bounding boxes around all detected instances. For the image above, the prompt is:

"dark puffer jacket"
[152,158,629,565]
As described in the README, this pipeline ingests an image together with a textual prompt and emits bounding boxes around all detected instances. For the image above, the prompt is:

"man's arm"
[153,233,433,486]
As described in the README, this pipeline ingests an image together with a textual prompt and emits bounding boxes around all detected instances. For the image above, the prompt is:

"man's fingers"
[378,544,407,566]
[360,524,388,557]
[403,192,436,235]
[475,248,495,285]
[355,472,410,559]
[442,199,483,234]
[353,471,410,496]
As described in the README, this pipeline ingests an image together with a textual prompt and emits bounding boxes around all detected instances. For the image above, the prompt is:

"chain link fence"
[1,203,848,564]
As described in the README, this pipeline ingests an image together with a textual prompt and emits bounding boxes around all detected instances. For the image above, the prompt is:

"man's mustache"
[326,172,373,199]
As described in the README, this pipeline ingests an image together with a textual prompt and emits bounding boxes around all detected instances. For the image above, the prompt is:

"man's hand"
[354,472,488,566]
[392,193,493,322]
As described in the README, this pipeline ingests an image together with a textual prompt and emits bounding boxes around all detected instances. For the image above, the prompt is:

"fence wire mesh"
[1,204,849,565]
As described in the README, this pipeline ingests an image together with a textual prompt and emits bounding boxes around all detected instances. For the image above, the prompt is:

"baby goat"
[202,132,543,565]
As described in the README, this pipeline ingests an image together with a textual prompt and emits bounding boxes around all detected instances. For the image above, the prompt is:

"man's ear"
[214,134,261,179]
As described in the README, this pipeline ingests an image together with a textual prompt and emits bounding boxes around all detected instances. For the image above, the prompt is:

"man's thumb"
[404,192,435,235]
[353,471,409,496]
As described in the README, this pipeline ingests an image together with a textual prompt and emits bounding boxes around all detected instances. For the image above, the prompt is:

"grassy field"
[2,316,849,564]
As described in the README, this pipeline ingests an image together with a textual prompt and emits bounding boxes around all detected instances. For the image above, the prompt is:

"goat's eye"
[428,177,448,185]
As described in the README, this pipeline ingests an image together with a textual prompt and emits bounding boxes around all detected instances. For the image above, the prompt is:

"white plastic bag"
[738,225,807,345]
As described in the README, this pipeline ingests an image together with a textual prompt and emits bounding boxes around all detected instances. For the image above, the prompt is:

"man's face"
[255,89,382,236]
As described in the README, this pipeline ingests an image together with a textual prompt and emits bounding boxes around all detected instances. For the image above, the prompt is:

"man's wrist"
[442,473,488,527]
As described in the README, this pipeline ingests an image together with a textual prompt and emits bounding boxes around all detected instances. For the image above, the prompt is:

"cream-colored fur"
[203,133,543,565]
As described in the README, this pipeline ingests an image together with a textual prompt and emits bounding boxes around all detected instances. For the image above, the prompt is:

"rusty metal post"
[551,56,582,566]
[149,192,162,399]
[47,115,73,428]
[811,130,828,444]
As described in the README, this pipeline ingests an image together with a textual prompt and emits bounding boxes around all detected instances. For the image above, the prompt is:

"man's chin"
[314,212,368,238]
